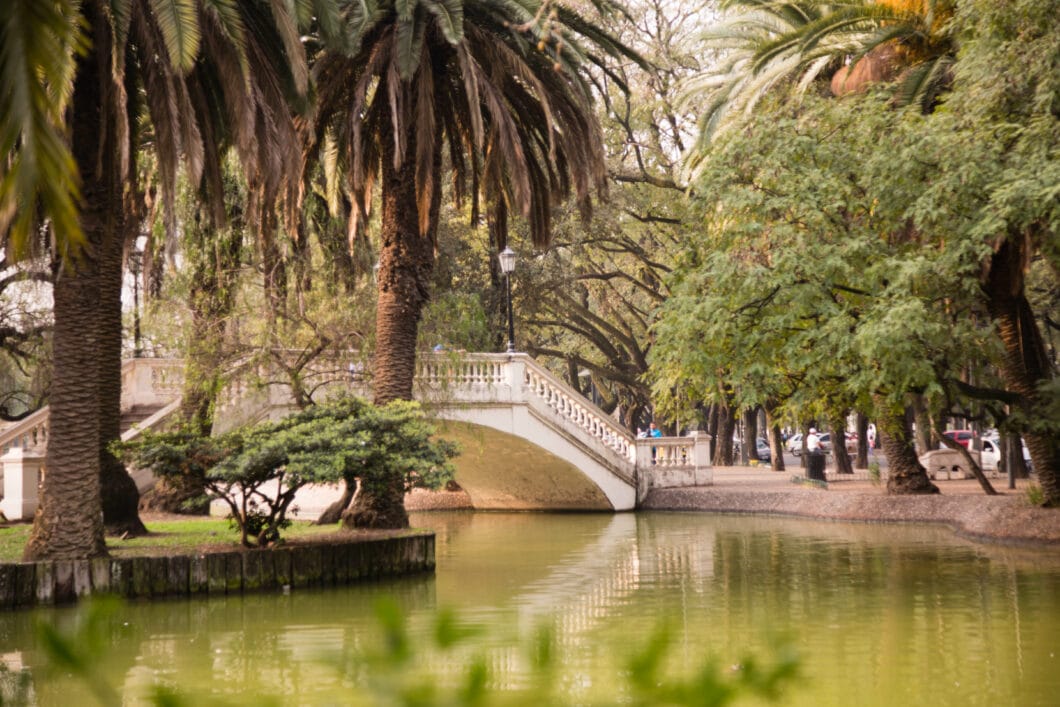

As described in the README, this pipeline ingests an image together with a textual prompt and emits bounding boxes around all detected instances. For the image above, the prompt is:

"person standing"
[805,427,826,480]
[806,428,825,454]
[649,421,662,464]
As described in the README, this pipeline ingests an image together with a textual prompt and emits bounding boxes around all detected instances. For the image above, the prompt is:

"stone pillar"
[1,447,44,521]
[690,431,713,486]
[634,439,655,469]
[506,354,527,404]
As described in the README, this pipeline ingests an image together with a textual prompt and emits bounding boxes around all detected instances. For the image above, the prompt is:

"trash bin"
[807,451,827,481]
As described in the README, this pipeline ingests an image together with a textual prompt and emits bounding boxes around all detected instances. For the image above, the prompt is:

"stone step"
[120,404,165,435]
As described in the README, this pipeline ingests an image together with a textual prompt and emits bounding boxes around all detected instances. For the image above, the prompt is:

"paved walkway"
[644,465,1058,547]
[273,463,1036,522]
[710,463,1029,495]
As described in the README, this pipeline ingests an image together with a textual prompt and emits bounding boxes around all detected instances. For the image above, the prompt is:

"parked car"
[980,436,1033,472]
[787,433,803,456]
[943,430,976,448]
[816,433,857,457]
[755,438,771,462]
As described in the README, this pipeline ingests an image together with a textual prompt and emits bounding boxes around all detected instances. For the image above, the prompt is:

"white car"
[786,434,803,455]
[980,437,1032,472]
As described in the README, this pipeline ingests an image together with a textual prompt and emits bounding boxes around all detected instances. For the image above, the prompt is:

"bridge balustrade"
[417,354,506,386]
[119,358,184,411]
[1,353,712,519]
[520,360,634,461]
[635,432,713,498]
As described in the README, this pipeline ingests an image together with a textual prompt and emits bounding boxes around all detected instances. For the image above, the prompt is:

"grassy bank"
[0,518,341,563]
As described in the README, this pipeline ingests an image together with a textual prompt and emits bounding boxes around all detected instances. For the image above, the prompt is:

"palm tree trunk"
[984,236,1060,505]
[98,189,147,536]
[24,20,113,558]
[345,112,441,529]
[880,406,939,495]
[369,180,435,405]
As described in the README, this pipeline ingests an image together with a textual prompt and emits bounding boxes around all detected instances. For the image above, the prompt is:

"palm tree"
[680,0,855,166]
[310,0,640,528]
[682,0,956,166]
[3,0,327,560]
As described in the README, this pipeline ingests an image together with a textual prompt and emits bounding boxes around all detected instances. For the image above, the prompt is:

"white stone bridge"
[0,354,712,520]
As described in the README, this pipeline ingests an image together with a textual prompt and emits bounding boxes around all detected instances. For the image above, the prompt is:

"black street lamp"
[498,246,517,353]
[128,245,144,358]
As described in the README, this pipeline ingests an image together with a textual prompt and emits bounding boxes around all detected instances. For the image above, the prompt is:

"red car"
[943,430,975,448]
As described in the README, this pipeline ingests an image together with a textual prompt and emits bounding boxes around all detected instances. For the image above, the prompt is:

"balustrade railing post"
[1,447,44,521]
[635,439,654,469]
[506,354,527,403]
[690,431,713,485]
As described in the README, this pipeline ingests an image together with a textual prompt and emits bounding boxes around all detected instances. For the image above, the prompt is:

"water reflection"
[1,512,1058,705]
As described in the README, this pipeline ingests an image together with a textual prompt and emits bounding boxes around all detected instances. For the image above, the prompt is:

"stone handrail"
[0,407,50,454]
[417,353,507,387]
[410,353,635,462]
[519,356,634,462]
[120,358,184,411]
[634,432,713,498]
[1,358,185,455]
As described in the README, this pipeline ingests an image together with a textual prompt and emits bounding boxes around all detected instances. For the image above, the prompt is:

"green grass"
[0,523,31,562]
[0,518,341,562]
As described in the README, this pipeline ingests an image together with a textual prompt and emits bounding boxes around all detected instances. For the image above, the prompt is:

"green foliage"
[33,596,799,706]
[421,291,493,353]
[33,596,125,706]
[1025,484,1046,508]
[650,85,1028,432]
[0,0,86,261]
[117,396,457,546]
[0,524,31,564]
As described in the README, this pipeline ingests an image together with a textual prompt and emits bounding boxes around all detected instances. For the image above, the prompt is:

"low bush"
[117,396,456,547]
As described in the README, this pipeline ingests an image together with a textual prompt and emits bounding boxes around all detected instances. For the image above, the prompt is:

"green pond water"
[2,511,1059,705]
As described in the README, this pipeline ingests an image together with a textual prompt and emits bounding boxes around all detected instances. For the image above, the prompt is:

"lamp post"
[128,243,144,358]
[498,246,517,353]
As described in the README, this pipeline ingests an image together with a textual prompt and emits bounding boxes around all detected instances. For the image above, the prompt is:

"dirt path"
[641,466,1060,547]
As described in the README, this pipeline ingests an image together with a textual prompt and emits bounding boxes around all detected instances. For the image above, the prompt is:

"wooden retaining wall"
[0,532,434,610]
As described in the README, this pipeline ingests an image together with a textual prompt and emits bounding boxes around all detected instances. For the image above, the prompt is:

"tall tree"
[311,0,640,528]
[510,0,709,432]
[925,0,1060,503]
[4,0,323,560]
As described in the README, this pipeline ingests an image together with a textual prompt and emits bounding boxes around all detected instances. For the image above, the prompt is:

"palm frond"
[895,54,952,112]
[413,48,436,236]
[424,0,464,43]
[0,0,85,260]
[394,4,428,79]
[200,0,250,85]
[148,0,201,71]
[267,0,309,95]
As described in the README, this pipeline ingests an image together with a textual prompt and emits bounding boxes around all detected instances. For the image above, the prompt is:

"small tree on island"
[117,397,457,547]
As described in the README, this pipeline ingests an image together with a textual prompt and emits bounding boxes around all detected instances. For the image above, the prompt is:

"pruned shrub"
[117,396,457,546]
